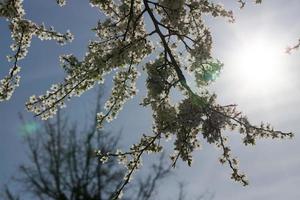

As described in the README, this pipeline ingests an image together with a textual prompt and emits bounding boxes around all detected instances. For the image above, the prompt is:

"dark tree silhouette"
[1,90,171,200]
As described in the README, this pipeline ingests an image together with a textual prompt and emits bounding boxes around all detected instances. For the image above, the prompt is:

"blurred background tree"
[1,89,173,200]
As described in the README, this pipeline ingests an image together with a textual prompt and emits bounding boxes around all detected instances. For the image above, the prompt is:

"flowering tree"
[0,0,294,199]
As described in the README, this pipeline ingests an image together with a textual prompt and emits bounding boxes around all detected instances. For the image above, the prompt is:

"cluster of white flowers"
[97,65,139,127]
[96,132,162,200]
[0,0,24,18]
[115,149,128,165]
[0,66,21,101]
[26,53,103,119]
[26,0,151,121]
[217,135,249,186]
[0,0,73,101]
[56,0,66,7]
[237,0,262,9]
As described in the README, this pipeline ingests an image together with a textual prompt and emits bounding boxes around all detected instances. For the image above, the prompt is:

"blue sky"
[1,1,300,199]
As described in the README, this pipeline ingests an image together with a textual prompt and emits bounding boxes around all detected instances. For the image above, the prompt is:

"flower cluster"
[56,0,66,7]
[96,133,162,200]
[286,38,300,54]
[97,65,139,127]
[26,53,102,119]
[0,65,21,101]
[218,136,249,186]
[0,0,73,101]
[0,0,24,19]
[26,0,151,120]
[238,0,262,9]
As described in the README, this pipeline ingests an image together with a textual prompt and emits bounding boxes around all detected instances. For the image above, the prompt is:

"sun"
[232,36,286,95]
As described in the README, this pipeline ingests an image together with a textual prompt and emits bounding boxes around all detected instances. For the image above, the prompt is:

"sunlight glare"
[233,36,286,94]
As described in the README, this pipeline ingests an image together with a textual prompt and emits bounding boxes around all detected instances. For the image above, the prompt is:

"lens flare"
[19,121,40,136]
